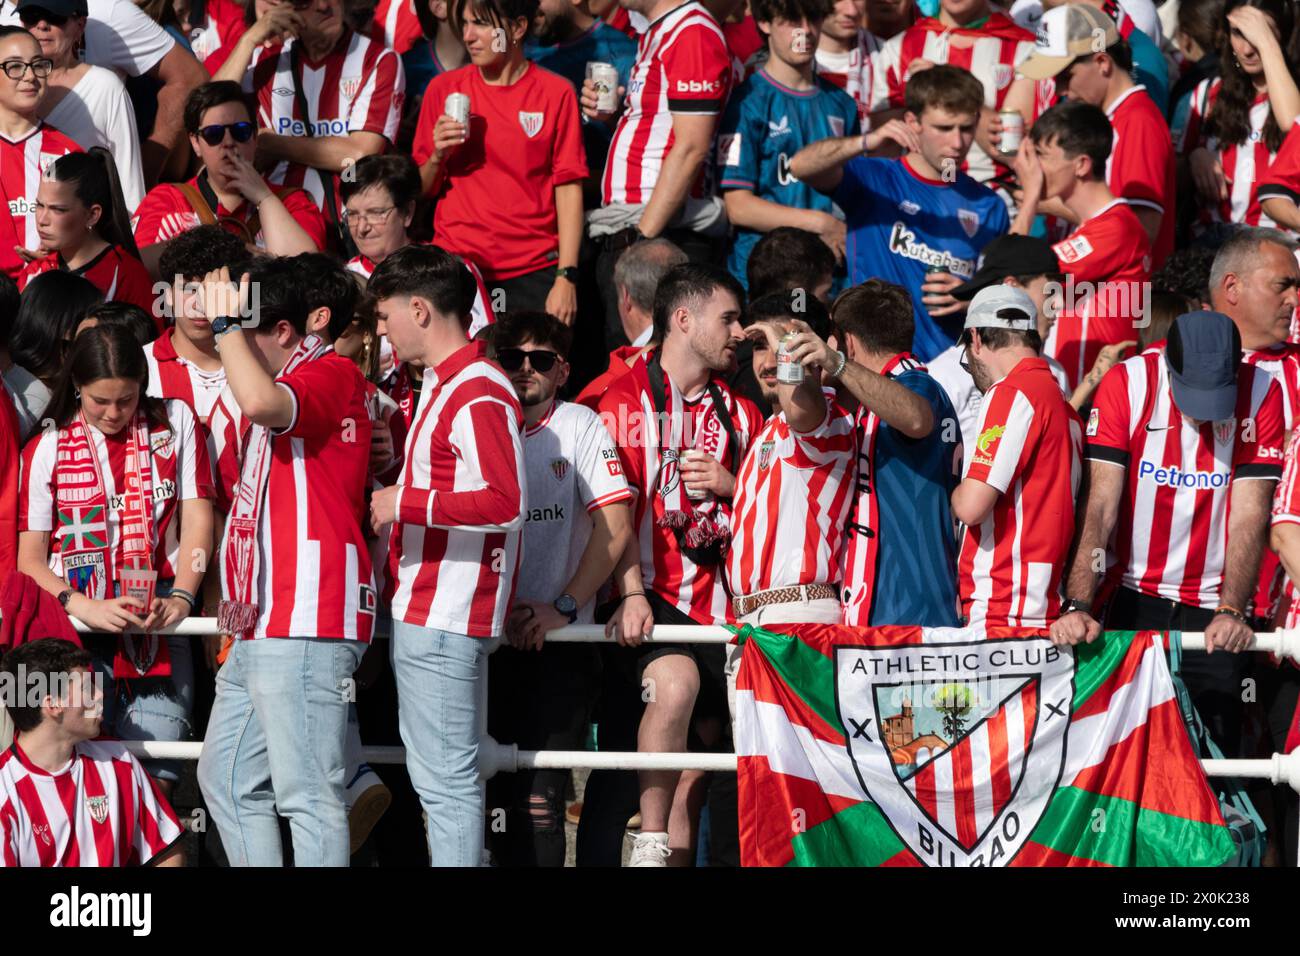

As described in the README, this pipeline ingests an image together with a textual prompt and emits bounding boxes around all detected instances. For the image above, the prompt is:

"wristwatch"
[556,266,580,284]
[210,315,240,339]
[57,588,74,609]
[553,593,578,624]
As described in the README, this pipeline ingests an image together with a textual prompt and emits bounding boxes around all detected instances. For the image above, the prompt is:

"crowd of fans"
[0,0,1296,869]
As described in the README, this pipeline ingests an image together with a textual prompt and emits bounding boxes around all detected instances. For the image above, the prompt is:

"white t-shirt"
[2,364,49,442]
[0,0,175,77]
[1008,0,1164,45]
[43,66,146,212]
[518,399,632,624]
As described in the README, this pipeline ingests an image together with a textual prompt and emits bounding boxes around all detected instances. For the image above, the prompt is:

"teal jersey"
[717,69,860,289]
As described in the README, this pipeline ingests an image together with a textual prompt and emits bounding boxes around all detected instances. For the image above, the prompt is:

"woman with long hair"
[18,149,161,327]
[1182,0,1300,228]
[16,323,214,794]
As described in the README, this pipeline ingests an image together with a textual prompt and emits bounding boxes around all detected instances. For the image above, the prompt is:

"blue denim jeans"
[390,620,497,867]
[197,637,364,867]
[90,634,194,784]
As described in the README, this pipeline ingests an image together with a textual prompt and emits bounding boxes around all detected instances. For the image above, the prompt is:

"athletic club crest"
[1214,419,1236,446]
[519,112,544,138]
[958,208,980,238]
[63,551,107,600]
[757,440,775,470]
[86,795,109,825]
[657,449,681,498]
[992,63,1014,91]
[836,637,1074,866]
[340,76,362,101]
[33,824,52,846]
[550,458,570,482]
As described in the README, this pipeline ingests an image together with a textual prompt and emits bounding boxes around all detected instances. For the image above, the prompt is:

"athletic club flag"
[734,623,1236,867]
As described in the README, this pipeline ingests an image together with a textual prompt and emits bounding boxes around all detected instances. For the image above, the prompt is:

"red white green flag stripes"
[733,623,1236,867]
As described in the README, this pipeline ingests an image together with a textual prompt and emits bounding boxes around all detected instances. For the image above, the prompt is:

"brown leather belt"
[733,584,838,618]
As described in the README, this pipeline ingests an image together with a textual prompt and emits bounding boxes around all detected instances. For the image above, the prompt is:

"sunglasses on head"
[197,121,255,146]
[497,348,560,373]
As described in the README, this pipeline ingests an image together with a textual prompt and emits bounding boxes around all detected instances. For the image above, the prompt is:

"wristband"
[619,590,646,604]
[168,589,197,610]
[1214,605,1248,624]
[829,350,847,379]
[1061,598,1092,616]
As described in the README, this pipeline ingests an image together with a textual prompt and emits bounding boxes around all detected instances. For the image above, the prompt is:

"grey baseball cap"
[1165,311,1241,422]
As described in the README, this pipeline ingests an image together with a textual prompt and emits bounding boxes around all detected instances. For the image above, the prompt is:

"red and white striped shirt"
[19,400,214,582]
[727,390,856,597]
[144,333,227,424]
[1243,344,1300,617]
[597,353,762,623]
[1177,79,1277,230]
[387,341,526,637]
[0,739,183,867]
[876,14,1034,183]
[218,351,377,641]
[369,0,424,54]
[0,123,80,278]
[247,30,404,212]
[602,1,731,206]
[814,30,888,125]
[1270,421,1300,626]
[1086,352,1284,609]
[958,357,1083,627]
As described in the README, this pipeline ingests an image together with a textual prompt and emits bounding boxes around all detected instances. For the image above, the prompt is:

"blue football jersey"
[526,22,637,179]
[717,69,860,289]
[835,157,1009,361]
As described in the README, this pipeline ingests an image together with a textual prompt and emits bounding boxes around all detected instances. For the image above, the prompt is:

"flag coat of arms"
[734,623,1236,867]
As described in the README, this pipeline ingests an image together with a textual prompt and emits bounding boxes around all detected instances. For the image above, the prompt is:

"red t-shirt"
[1048,199,1153,392]
[369,0,424,54]
[131,174,328,253]
[1106,85,1175,267]
[187,0,246,68]
[413,64,588,281]
[19,246,160,331]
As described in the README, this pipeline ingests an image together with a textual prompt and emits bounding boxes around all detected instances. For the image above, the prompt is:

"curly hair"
[1206,0,1298,153]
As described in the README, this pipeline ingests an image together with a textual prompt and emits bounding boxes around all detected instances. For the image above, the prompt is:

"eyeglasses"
[1,57,53,80]
[197,122,255,146]
[497,348,560,373]
[342,205,396,227]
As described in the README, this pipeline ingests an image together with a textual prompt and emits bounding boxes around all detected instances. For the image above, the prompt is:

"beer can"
[681,449,710,500]
[776,331,805,384]
[586,62,619,113]
[999,109,1024,155]
[445,92,471,126]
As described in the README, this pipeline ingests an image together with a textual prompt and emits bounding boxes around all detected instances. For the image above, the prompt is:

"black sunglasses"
[198,122,255,146]
[497,348,560,373]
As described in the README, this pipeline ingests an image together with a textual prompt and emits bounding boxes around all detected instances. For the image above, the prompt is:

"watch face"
[556,594,577,614]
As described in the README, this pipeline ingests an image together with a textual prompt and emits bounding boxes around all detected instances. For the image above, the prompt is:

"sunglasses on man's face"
[197,122,255,146]
[497,348,560,373]
[18,11,69,28]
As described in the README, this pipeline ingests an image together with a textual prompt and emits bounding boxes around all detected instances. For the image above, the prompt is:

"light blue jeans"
[390,620,496,867]
[198,637,364,867]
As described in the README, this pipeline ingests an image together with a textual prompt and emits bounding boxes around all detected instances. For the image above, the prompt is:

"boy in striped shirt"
[1,639,184,867]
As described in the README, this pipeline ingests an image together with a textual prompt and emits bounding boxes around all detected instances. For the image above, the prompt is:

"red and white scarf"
[218,335,329,638]
[56,412,167,677]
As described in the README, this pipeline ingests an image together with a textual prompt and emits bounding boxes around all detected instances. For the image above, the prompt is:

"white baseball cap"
[1017,4,1121,81]
[963,285,1038,332]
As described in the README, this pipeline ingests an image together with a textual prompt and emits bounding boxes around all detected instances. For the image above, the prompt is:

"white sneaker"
[344,764,391,855]
[628,831,671,867]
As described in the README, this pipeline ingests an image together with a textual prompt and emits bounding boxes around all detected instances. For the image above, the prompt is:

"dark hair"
[744,291,832,341]
[752,0,833,26]
[291,253,359,342]
[158,223,253,284]
[652,263,746,342]
[1,638,93,734]
[1154,241,1219,304]
[1103,37,1133,73]
[45,323,168,429]
[339,153,421,211]
[9,271,102,386]
[492,310,574,356]
[183,80,257,136]
[44,149,139,258]
[80,302,157,347]
[747,227,836,300]
[904,64,984,120]
[830,280,914,355]
[1208,0,1297,152]
[368,244,479,321]
[1178,0,1226,56]
[0,271,20,348]
[451,0,539,39]
[960,326,1044,352]
[1142,291,1192,349]
[1030,101,1112,178]
[243,256,309,336]
[0,25,37,47]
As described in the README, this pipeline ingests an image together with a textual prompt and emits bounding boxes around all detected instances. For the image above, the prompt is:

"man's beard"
[970,356,994,394]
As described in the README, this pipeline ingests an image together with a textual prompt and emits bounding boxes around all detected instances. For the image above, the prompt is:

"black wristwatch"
[555,266,580,284]
[210,315,240,339]
[553,593,578,624]
[1061,599,1092,616]
[58,588,74,609]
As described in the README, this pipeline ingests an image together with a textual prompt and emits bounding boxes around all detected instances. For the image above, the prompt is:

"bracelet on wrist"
[1214,604,1248,624]
[168,589,196,610]
[619,590,646,604]
[829,350,848,379]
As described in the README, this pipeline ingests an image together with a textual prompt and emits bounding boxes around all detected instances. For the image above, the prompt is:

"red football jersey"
[132,175,328,253]
[19,246,160,330]
[1105,85,1175,266]
[0,124,81,278]
[1178,79,1279,230]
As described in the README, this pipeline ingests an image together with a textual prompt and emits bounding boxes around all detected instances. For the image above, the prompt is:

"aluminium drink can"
[586,62,619,112]
[999,109,1024,154]
[445,92,471,125]
[776,331,805,384]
